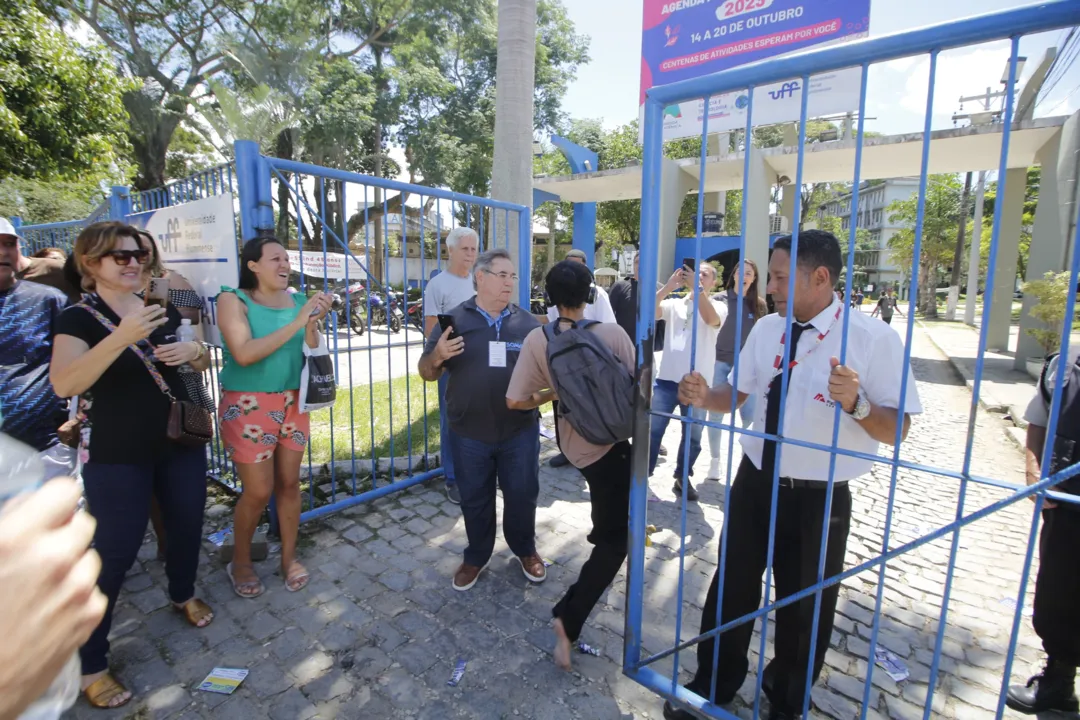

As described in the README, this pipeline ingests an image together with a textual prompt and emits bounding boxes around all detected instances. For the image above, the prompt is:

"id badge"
[489,341,507,368]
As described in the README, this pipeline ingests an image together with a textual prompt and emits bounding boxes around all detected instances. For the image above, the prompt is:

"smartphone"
[437,314,459,340]
[682,257,696,272]
[146,277,169,309]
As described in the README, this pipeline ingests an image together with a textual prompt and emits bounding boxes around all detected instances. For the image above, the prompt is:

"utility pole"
[953,85,1004,326]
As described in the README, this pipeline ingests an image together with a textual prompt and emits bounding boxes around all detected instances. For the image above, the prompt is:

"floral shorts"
[218,390,310,464]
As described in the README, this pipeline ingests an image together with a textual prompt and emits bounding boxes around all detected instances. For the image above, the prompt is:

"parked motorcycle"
[405,297,425,332]
[366,288,404,333]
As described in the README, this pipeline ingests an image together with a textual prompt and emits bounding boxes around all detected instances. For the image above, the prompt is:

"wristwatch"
[849,390,871,420]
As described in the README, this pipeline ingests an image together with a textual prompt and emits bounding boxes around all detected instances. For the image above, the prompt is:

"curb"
[915,319,1028,454]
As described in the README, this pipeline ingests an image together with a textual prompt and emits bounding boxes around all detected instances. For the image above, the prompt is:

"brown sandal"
[83,674,131,709]
[173,598,214,628]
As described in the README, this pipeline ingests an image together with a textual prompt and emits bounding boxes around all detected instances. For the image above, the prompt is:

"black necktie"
[761,322,808,479]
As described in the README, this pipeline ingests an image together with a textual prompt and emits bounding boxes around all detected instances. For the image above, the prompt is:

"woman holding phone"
[50,222,214,709]
[216,237,332,599]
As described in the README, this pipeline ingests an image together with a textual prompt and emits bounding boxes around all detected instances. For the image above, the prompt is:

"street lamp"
[1001,57,1026,85]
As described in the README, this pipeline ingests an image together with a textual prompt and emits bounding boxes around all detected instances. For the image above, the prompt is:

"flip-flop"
[226,561,264,599]
[83,673,131,709]
[173,598,214,627]
[283,562,310,592]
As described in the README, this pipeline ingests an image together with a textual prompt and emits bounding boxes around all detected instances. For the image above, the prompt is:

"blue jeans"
[450,424,540,567]
[438,373,456,487]
[649,379,706,478]
[80,445,207,674]
[708,360,757,460]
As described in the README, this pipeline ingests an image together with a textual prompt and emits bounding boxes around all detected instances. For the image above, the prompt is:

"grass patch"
[305,374,554,467]
[307,374,441,465]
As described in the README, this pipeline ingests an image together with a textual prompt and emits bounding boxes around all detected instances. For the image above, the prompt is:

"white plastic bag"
[299,335,337,413]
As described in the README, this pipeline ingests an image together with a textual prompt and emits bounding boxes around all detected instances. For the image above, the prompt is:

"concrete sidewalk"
[917,320,1037,425]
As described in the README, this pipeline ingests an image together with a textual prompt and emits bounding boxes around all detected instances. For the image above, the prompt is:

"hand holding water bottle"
[0,437,106,720]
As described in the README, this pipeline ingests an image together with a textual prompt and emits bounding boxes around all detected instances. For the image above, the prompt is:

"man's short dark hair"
[772,229,843,287]
[545,260,593,308]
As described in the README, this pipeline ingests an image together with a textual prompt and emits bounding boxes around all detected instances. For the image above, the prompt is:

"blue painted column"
[109,186,132,220]
[550,135,598,267]
[234,140,265,241]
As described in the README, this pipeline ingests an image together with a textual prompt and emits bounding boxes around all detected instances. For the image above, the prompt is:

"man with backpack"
[871,288,902,325]
[507,260,636,672]
[1005,347,1080,714]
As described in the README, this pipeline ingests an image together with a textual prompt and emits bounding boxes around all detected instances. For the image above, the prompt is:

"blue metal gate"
[236,143,532,521]
[628,3,1080,719]
[13,148,531,522]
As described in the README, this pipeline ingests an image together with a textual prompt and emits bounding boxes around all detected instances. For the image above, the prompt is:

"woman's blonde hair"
[73,221,155,292]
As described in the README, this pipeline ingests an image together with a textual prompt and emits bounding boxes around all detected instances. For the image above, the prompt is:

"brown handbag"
[80,302,214,447]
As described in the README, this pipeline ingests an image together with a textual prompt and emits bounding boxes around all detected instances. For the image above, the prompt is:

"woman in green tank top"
[216,237,332,598]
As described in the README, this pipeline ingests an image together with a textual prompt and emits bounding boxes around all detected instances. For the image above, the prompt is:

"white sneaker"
[707,458,721,481]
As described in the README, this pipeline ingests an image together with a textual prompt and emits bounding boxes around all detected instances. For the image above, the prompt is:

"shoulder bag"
[78,303,214,447]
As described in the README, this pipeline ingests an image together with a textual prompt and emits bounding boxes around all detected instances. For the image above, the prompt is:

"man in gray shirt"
[423,226,479,504]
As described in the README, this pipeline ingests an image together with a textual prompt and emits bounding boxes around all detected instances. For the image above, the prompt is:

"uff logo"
[768,81,800,100]
[813,392,836,409]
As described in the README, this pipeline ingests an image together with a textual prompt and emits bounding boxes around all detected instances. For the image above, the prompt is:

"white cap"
[0,217,21,240]
[180,318,192,325]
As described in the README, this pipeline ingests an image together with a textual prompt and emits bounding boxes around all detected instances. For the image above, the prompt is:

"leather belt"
[777,476,847,490]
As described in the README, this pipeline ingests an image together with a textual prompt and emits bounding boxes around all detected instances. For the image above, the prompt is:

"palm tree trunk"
[491,0,538,273]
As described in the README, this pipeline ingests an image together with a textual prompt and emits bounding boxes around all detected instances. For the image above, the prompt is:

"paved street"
[66,316,1055,720]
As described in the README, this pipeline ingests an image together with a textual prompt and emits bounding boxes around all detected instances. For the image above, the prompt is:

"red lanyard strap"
[771,303,843,376]
[77,302,176,401]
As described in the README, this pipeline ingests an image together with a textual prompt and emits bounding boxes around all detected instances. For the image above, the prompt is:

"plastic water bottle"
[177,318,195,344]
[0,435,82,719]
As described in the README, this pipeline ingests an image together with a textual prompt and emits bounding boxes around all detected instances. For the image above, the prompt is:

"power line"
[1044,79,1080,115]
[1037,27,1080,109]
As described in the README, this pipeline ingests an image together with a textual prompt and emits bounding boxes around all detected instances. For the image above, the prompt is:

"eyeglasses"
[482,270,518,282]
[104,249,151,266]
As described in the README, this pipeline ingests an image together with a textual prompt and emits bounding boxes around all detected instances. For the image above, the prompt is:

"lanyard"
[770,303,843,379]
[474,305,510,341]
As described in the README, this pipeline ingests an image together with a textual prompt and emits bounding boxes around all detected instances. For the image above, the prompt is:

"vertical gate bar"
[997,149,1080,713]
[754,72,813,719]
[420,197,429,467]
[799,67,853,716]
[384,192,395,478]
[364,185,377,485]
[996,495,1046,718]
[916,46,961,720]
[297,174,314,507]
[319,176,338,505]
[626,94,665,672]
[479,205,485,253]
[713,83,757,702]
[341,181,358,496]
[671,92,713,695]
[401,193,413,476]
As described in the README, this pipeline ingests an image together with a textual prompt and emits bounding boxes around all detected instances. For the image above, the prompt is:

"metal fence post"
[109,186,132,221]
[517,207,532,307]
[234,140,262,242]
[10,217,21,231]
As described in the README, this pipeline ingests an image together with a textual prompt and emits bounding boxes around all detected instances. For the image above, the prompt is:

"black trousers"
[80,446,208,674]
[553,441,631,641]
[688,456,852,713]
[1033,506,1080,666]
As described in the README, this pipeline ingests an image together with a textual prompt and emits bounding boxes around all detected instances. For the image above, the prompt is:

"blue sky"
[558,0,1080,136]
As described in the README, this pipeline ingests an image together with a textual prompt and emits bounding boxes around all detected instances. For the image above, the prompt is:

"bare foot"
[553,617,572,671]
[81,670,132,708]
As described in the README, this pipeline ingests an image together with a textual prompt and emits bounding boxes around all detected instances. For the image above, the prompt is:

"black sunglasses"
[104,249,151,266]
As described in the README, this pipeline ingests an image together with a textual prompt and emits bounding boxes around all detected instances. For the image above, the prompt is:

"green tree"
[0,176,105,224]
[887,174,965,317]
[0,0,131,181]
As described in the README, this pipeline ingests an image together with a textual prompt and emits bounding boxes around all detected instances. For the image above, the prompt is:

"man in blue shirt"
[0,219,69,450]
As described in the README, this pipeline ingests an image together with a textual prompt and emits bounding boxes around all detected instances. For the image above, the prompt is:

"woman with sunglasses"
[50,221,214,710]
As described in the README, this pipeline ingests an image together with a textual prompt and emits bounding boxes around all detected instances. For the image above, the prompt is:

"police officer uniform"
[1006,348,1080,714]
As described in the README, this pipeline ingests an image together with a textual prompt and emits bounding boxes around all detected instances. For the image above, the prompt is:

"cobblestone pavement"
[65,318,1060,720]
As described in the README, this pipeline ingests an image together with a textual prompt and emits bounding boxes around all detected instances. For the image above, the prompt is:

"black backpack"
[543,319,635,445]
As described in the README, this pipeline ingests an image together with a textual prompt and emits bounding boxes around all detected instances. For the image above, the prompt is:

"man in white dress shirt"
[667,230,922,720]
[544,248,617,468]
